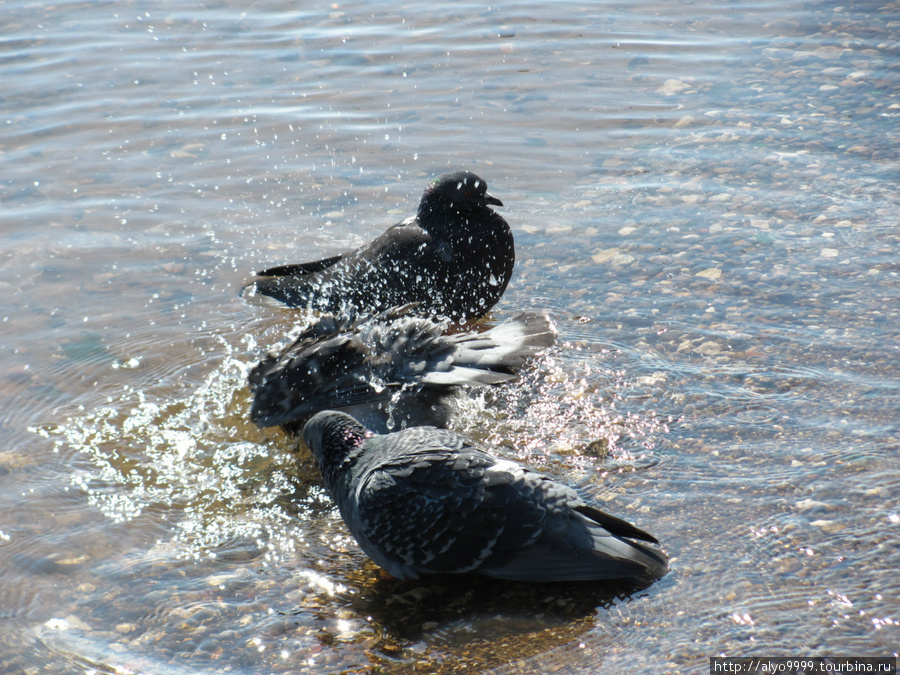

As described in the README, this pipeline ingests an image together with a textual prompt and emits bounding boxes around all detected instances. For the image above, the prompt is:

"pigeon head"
[302,411,370,488]
[417,171,503,237]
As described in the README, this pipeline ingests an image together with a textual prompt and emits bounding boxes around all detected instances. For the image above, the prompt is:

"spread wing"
[249,325,387,427]
[248,306,429,428]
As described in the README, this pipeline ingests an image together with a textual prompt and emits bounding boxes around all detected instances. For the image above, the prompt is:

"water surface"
[1,0,898,672]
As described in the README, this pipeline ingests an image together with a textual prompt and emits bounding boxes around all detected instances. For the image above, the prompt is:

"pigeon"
[242,171,515,322]
[248,304,556,434]
[301,410,669,583]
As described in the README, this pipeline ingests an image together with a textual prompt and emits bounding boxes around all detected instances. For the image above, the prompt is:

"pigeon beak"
[483,192,503,207]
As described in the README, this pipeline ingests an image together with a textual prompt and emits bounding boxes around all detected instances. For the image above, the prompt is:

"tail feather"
[241,275,323,308]
[575,504,660,544]
[483,509,668,582]
[418,367,518,387]
[433,312,556,382]
[256,254,344,277]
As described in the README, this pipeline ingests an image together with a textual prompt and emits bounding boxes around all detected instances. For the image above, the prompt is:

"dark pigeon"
[242,171,515,322]
[249,304,556,434]
[301,411,669,583]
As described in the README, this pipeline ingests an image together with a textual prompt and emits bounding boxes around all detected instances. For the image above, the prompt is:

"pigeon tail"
[479,512,669,582]
[418,312,557,386]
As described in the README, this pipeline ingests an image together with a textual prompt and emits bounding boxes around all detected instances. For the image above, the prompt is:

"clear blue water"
[1,0,898,672]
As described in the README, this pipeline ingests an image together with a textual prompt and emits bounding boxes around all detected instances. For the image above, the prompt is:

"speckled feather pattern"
[302,411,669,583]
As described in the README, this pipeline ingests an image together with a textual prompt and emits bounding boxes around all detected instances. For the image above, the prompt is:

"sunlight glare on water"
[1,0,898,672]
[38,342,315,563]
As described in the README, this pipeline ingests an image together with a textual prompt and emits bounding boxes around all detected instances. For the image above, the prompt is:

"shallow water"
[2,0,898,672]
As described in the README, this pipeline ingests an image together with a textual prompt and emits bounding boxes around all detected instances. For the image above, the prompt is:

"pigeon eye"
[464,190,472,198]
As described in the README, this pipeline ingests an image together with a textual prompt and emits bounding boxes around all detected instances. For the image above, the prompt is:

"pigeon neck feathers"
[302,412,371,489]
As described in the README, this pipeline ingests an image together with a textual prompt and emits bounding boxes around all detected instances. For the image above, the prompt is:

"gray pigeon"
[301,411,669,582]
[241,171,515,322]
[249,304,556,434]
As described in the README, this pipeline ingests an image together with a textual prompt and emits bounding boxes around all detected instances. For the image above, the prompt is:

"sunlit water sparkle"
[2,0,898,673]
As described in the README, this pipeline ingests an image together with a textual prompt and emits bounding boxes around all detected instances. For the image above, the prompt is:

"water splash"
[453,343,672,474]
[32,335,322,564]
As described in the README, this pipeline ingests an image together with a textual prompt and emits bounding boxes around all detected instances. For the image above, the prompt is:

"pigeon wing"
[473,470,669,582]
[248,221,439,312]
[249,331,391,427]
[351,432,546,579]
